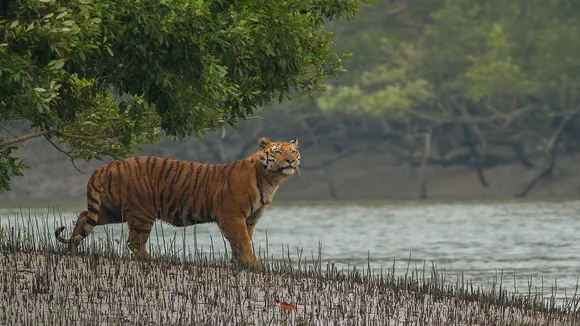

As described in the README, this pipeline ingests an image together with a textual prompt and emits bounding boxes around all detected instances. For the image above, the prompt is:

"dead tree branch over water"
[516,113,577,197]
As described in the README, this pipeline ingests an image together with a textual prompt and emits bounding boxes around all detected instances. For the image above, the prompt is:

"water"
[1,200,579,301]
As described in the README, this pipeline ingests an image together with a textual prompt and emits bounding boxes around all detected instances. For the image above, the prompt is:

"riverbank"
[1,246,579,325]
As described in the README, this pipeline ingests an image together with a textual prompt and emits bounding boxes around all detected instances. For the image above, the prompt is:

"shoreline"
[3,196,580,210]
[1,248,579,325]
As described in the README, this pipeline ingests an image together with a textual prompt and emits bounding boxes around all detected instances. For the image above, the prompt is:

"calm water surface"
[1,200,579,300]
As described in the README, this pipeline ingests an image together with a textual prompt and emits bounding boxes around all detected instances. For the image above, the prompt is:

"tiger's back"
[89,156,235,227]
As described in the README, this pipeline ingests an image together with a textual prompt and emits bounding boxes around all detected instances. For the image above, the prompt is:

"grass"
[1,208,580,325]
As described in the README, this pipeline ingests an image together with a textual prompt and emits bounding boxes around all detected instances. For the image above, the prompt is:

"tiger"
[55,136,301,268]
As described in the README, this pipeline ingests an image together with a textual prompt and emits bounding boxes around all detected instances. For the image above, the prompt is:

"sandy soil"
[1,250,578,325]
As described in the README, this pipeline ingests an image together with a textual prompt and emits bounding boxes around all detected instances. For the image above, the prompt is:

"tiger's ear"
[289,138,299,146]
[258,137,271,149]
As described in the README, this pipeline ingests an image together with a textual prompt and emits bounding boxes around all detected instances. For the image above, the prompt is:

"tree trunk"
[419,131,431,200]
[516,114,575,197]
[324,167,338,200]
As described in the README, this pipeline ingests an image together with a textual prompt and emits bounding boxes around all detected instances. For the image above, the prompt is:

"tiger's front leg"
[246,206,265,241]
[218,217,263,269]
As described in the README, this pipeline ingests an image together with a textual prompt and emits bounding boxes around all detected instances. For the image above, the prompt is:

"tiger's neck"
[250,156,289,206]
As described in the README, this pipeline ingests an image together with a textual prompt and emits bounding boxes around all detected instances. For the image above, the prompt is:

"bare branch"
[0,130,52,147]
[516,114,576,197]
[301,145,384,170]
[403,149,520,169]
[472,136,536,168]
[59,133,107,142]
[0,130,106,147]
[43,135,88,175]
[407,105,537,125]
[457,103,489,187]
[386,0,406,16]
[217,115,265,126]
[419,130,431,200]
[0,124,20,139]
[244,115,265,121]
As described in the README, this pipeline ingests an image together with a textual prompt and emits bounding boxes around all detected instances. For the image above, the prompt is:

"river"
[1,200,578,302]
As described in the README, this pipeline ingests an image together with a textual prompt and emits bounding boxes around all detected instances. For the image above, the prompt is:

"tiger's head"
[258,137,301,176]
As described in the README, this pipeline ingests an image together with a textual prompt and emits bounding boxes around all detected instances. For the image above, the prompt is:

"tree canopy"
[0,0,368,192]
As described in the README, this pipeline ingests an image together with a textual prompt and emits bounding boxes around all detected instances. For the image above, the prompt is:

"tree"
[0,0,370,192]
[316,0,580,198]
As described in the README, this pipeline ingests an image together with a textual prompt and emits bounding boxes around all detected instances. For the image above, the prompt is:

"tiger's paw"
[232,258,266,271]
[250,260,266,271]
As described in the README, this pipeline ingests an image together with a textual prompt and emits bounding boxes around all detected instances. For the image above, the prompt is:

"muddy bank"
[1,249,578,326]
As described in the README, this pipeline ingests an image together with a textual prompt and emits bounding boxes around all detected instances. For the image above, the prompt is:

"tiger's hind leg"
[125,215,154,260]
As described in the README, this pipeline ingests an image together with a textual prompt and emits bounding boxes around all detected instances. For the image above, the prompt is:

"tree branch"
[516,114,576,197]
[386,0,406,16]
[0,124,20,139]
[407,105,536,125]
[0,130,106,147]
[301,145,384,171]
[484,137,535,168]
[217,115,265,126]
[0,130,52,147]
[404,149,519,169]
[59,133,107,142]
[468,143,489,187]
[43,135,88,175]
[419,130,431,200]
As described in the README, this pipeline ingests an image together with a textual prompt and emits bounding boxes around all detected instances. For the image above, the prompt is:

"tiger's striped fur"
[55,137,300,267]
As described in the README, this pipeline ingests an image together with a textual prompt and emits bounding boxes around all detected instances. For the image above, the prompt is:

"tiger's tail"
[73,175,102,245]
[55,171,103,248]
[54,226,71,244]
[54,210,90,247]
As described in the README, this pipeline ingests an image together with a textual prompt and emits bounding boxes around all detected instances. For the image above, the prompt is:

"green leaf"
[36,101,45,112]
[56,11,67,20]
[52,59,66,69]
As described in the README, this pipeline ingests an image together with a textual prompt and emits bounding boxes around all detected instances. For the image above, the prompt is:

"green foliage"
[0,145,27,192]
[318,0,580,123]
[0,0,368,192]
[463,23,539,100]
[317,39,433,119]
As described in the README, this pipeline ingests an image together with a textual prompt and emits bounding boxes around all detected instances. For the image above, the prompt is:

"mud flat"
[1,243,579,326]
[0,209,579,325]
